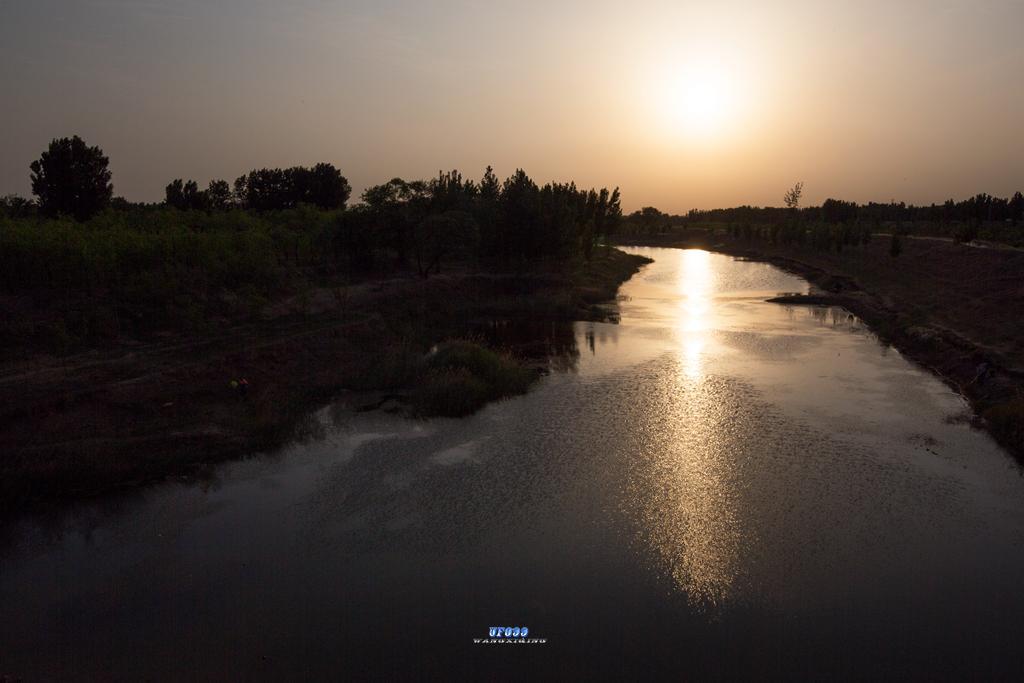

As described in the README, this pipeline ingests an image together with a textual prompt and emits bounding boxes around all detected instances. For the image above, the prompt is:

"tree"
[305,162,351,209]
[233,164,350,211]
[1009,191,1023,225]
[232,175,249,208]
[821,198,858,224]
[412,210,479,277]
[476,166,502,258]
[636,206,666,235]
[0,195,36,219]
[207,179,232,210]
[499,169,541,261]
[582,187,621,259]
[783,181,804,210]
[30,136,113,221]
[165,179,208,210]
[479,166,500,202]
[361,178,430,265]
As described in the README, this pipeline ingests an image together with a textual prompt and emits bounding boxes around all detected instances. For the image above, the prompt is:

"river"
[3,247,1024,679]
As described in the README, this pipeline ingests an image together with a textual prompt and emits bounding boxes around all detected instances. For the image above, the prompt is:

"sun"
[683,75,727,127]
[662,63,737,140]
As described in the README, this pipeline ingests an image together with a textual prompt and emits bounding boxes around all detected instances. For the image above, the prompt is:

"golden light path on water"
[679,249,712,380]
[636,249,746,608]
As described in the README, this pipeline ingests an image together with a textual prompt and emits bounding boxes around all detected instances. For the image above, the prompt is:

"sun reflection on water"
[678,249,713,380]
[630,249,747,609]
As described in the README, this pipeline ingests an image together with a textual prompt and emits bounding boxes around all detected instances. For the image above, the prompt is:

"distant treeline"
[683,193,1024,225]
[0,136,623,349]
[622,192,1024,235]
[622,191,1024,246]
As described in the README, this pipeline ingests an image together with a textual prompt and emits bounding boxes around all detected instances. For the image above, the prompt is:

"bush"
[412,340,535,416]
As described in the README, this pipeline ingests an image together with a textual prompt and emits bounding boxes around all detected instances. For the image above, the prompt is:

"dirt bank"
[0,249,651,516]
[617,233,1024,461]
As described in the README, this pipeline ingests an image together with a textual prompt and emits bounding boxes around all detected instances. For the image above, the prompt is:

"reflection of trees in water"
[474,319,581,374]
[806,305,860,329]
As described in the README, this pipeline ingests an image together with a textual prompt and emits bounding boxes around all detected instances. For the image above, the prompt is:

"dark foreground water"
[3,248,1024,680]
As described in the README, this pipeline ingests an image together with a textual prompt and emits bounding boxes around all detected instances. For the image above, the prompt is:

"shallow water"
[3,247,1024,679]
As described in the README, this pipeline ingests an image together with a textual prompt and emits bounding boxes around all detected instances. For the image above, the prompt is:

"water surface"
[3,248,1023,679]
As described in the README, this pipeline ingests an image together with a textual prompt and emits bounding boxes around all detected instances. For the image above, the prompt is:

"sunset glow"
[2,1,1021,211]
[663,63,738,141]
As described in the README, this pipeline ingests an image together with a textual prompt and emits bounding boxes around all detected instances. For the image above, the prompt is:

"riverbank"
[616,232,1024,460]
[0,248,651,515]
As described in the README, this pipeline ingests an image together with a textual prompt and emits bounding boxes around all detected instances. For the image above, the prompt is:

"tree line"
[0,136,625,350]
[0,136,629,355]
[679,193,1024,227]
[620,187,1024,248]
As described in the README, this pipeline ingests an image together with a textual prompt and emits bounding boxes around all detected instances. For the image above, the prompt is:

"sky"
[1,0,1022,213]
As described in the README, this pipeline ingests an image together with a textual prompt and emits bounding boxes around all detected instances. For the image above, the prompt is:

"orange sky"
[2,0,1021,212]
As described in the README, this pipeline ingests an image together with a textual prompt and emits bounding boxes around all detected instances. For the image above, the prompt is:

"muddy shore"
[617,233,1024,461]
[0,249,651,516]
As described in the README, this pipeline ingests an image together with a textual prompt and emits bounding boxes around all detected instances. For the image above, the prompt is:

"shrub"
[412,340,535,416]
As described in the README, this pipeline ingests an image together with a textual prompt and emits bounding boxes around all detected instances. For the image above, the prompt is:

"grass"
[412,340,536,417]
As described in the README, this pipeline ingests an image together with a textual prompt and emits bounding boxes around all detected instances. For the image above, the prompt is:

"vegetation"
[412,340,536,417]
[29,136,113,221]
[613,185,1024,461]
[618,187,1024,247]
[0,137,653,508]
[1,138,624,355]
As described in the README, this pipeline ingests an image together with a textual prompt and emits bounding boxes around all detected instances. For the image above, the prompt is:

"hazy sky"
[2,0,1021,212]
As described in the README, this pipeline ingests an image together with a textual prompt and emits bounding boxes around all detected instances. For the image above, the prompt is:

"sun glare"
[661,62,738,141]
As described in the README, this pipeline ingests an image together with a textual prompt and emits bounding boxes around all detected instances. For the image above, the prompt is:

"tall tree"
[233,164,350,211]
[207,179,232,210]
[30,136,113,221]
[479,166,500,202]
[1009,191,1023,224]
[165,179,208,210]
[499,169,540,261]
[305,163,351,209]
[783,181,804,210]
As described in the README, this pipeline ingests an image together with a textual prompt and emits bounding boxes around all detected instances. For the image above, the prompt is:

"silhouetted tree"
[165,179,209,211]
[784,182,804,210]
[30,136,113,221]
[582,187,621,259]
[232,175,249,208]
[165,179,185,209]
[362,177,430,265]
[476,166,502,258]
[634,207,667,235]
[821,198,858,224]
[479,166,500,202]
[1010,192,1024,225]
[0,195,36,219]
[207,179,232,210]
[233,164,350,211]
[499,169,541,261]
[305,163,351,209]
